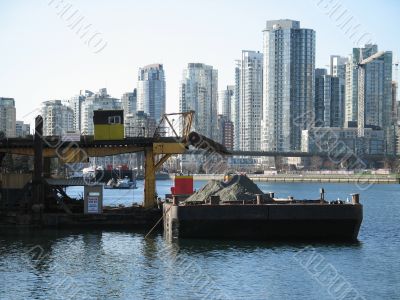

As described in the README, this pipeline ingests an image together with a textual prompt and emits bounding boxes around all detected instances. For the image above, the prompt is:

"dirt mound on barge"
[185,175,267,203]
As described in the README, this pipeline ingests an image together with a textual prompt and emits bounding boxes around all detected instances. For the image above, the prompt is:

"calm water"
[1,181,399,299]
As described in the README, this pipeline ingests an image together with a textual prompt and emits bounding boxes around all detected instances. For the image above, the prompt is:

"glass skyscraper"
[121,89,137,117]
[219,85,234,121]
[345,45,393,153]
[232,60,241,150]
[262,19,316,152]
[137,64,166,122]
[179,63,218,140]
[239,50,263,151]
[345,45,379,126]
[314,68,343,128]
[0,97,16,138]
[69,90,93,133]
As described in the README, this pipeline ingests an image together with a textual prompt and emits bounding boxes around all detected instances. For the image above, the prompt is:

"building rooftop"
[141,63,163,70]
[265,19,300,31]
[0,97,15,106]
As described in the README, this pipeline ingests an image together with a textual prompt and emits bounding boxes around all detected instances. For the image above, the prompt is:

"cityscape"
[1,19,398,172]
[1,2,400,300]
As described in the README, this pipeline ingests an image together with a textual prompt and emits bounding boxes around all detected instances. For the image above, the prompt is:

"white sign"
[87,196,99,214]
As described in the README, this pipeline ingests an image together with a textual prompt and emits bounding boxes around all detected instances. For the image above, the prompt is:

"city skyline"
[1,0,399,123]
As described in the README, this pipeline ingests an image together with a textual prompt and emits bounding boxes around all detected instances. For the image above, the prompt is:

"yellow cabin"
[93,110,124,140]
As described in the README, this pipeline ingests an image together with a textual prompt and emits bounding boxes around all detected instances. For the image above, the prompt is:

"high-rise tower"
[262,20,315,151]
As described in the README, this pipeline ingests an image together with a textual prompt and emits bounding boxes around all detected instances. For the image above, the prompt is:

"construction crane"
[357,50,385,137]
[392,59,399,124]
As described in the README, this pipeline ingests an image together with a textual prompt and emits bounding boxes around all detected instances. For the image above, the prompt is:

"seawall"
[175,174,400,184]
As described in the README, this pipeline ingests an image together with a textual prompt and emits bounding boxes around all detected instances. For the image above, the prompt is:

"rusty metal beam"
[0,145,145,160]
[155,154,172,171]
[153,143,186,154]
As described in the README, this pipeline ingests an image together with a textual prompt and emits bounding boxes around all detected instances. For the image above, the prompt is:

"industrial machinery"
[0,111,201,210]
[93,110,124,140]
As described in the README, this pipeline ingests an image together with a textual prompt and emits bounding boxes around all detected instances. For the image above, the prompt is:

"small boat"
[104,176,137,189]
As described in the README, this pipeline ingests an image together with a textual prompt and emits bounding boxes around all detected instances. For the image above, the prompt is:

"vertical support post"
[33,116,43,184]
[43,158,51,178]
[33,116,44,206]
[144,146,156,208]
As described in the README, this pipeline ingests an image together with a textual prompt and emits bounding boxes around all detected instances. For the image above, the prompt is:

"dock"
[0,207,162,228]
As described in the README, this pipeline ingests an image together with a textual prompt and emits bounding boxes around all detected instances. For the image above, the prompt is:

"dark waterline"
[1,181,399,299]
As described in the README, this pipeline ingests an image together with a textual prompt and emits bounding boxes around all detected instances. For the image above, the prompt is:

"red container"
[172,176,193,195]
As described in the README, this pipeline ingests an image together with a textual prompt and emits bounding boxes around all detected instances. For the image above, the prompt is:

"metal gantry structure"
[0,112,199,209]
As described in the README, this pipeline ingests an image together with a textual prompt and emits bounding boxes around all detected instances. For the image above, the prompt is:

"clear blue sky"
[0,0,399,125]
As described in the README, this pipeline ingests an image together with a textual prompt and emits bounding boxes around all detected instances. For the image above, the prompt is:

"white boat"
[104,177,137,189]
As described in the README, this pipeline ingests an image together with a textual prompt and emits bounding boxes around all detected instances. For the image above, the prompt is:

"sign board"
[84,185,103,214]
[87,196,99,214]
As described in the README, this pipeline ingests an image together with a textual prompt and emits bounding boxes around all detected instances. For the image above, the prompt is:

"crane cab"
[93,110,124,140]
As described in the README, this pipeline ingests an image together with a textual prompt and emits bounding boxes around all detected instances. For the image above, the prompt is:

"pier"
[0,112,196,226]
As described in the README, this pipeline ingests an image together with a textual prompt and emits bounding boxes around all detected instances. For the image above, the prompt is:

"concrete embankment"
[174,174,400,184]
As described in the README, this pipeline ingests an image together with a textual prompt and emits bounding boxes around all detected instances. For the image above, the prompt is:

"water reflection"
[1,181,400,299]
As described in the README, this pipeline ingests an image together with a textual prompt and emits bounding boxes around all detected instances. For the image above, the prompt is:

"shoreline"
[173,174,400,184]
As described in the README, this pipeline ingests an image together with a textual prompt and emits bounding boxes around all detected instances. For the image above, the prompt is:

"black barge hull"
[164,203,363,241]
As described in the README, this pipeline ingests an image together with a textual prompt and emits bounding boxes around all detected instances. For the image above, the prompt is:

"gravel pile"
[184,180,224,203]
[185,174,267,203]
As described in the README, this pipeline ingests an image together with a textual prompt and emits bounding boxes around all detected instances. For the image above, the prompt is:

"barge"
[164,199,362,241]
[164,175,363,241]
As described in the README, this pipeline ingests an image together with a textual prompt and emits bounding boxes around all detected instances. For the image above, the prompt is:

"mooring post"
[351,194,360,204]
[320,188,325,203]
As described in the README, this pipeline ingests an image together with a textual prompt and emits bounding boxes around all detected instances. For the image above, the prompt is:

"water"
[1,181,399,299]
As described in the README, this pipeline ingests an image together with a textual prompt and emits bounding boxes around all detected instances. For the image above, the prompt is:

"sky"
[0,0,399,126]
